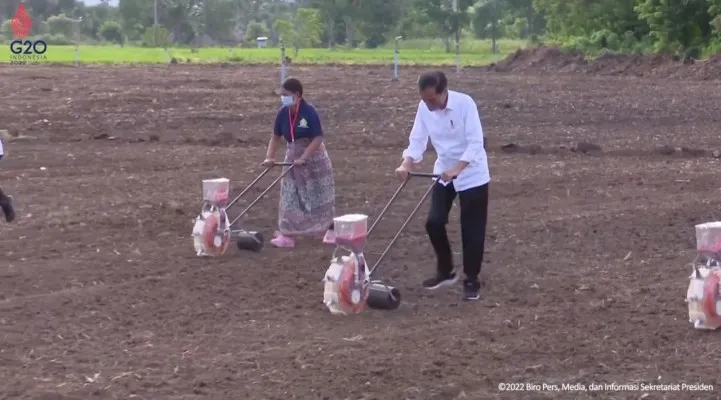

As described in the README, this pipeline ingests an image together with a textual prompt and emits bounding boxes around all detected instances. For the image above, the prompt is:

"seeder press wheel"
[366,282,402,310]
[235,230,264,252]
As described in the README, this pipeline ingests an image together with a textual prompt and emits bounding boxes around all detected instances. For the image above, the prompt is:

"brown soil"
[1,64,720,400]
[490,45,721,80]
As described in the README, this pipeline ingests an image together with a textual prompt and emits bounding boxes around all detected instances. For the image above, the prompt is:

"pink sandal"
[270,231,295,248]
[322,229,336,244]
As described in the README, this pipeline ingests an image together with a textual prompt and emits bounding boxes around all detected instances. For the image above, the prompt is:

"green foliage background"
[1,0,719,59]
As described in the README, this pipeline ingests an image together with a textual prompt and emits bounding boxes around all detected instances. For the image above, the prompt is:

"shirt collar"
[444,90,459,111]
[287,98,306,112]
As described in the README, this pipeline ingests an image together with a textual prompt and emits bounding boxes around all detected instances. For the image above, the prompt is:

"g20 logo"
[10,40,47,55]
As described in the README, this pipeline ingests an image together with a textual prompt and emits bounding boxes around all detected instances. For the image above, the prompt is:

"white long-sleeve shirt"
[0,137,4,158]
[402,90,490,191]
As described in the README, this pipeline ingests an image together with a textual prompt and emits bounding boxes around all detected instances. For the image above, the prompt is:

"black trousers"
[425,181,489,281]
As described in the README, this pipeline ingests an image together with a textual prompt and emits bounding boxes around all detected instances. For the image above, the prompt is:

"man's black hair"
[417,71,447,94]
[282,77,303,96]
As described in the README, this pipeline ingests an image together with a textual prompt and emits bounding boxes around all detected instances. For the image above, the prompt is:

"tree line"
[2,0,720,58]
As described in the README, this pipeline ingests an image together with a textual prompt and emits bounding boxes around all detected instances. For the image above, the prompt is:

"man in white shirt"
[0,137,16,222]
[395,71,489,301]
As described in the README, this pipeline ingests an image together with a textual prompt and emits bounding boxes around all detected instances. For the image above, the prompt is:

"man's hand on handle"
[396,158,459,182]
[261,158,275,168]
[395,162,411,181]
[440,168,460,182]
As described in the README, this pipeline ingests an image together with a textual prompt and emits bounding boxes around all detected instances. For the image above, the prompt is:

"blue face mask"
[280,95,294,106]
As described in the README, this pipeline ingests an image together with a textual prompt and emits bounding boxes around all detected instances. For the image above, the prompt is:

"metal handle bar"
[366,171,437,236]
[364,171,453,276]
[229,163,294,226]
[408,172,439,178]
[367,179,409,237]
[409,172,457,180]
[368,179,436,277]
[226,162,293,209]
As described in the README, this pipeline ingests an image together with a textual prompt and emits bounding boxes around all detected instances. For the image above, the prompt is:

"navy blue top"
[273,99,323,143]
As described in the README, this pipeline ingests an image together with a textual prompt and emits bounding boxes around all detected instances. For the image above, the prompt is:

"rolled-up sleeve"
[401,102,429,163]
[459,100,484,163]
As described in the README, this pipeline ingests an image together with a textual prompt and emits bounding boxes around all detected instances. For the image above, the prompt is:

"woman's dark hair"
[282,77,303,97]
[417,71,447,94]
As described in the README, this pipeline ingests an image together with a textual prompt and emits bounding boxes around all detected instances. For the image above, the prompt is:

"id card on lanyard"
[287,102,301,167]
[287,102,301,143]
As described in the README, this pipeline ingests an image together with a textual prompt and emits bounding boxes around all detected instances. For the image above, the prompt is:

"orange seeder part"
[337,257,369,314]
[702,271,721,329]
[202,212,230,255]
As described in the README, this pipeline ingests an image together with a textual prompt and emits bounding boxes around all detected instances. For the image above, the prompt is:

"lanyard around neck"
[287,101,301,142]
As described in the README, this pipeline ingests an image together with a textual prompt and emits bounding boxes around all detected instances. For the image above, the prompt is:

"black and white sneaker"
[422,271,458,290]
[0,195,15,223]
[462,279,481,301]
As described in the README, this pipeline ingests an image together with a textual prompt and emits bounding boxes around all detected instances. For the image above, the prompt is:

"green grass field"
[2,39,525,66]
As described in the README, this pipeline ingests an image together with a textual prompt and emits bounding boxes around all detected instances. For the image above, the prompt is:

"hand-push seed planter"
[687,221,721,329]
[192,162,294,256]
[324,172,441,315]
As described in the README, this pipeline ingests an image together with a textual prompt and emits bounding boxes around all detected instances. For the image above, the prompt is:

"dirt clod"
[657,145,676,155]
[572,141,602,154]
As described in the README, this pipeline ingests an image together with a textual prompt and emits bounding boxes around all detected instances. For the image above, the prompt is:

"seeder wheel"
[337,258,369,314]
[366,282,402,310]
[702,270,721,329]
[236,231,264,252]
[202,211,231,256]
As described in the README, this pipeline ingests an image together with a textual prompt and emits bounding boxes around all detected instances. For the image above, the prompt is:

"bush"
[33,21,49,35]
[713,15,721,35]
[589,29,620,51]
[605,32,620,50]
[244,21,268,43]
[1,19,11,39]
[36,34,74,45]
[560,36,593,53]
[142,25,169,47]
[363,32,386,48]
[506,17,529,39]
[682,45,702,61]
[47,14,78,38]
[99,21,124,45]
[632,40,650,55]
[704,39,721,57]
[620,31,637,52]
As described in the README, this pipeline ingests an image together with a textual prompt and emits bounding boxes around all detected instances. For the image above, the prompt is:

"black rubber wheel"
[237,231,264,252]
[366,282,402,310]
